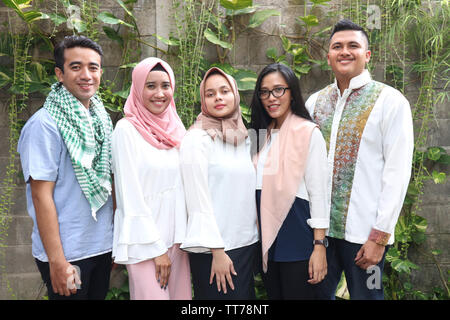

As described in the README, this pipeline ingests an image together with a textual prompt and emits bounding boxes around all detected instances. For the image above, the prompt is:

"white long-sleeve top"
[256,128,330,229]
[111,119,187,264]
[179,128,259,253]
[305,70,414,245]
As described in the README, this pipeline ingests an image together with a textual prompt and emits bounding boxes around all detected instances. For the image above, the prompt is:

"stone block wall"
[0,0,448,299]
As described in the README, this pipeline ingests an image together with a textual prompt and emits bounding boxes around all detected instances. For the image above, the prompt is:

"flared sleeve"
[179,129,225,253]
[111,120,167,264]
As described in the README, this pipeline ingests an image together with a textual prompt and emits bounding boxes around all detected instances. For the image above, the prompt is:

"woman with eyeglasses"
[250,63,329,299]
[179,67,259,299]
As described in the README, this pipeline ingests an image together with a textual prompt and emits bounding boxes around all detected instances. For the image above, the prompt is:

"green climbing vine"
[0,11,35,301]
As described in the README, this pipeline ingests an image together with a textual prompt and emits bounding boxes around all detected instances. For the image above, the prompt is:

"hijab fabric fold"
[191,67,248,145]
[253,111,318,272]
[124,57,185,149]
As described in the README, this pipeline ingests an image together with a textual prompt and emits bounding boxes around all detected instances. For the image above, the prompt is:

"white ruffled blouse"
[179,128,259,253]
[111,119,187,264]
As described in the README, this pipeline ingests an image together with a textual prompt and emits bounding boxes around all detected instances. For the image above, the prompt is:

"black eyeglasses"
[258,87,290,99]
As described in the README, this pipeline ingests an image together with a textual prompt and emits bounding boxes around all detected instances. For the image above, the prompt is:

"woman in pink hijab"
[179,68,259,299]
[111,57,191,300]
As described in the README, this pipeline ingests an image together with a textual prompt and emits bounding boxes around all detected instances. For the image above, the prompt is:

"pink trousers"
[126,244,192,300]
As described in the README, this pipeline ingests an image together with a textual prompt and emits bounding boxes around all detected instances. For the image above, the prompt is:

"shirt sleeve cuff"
[368,228,391,246]
[307,218,329,229]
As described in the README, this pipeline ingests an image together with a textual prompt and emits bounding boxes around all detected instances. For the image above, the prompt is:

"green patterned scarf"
[44,82,113,220]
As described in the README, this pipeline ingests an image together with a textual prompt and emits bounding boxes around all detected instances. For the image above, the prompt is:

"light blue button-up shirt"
[18,108,113,262]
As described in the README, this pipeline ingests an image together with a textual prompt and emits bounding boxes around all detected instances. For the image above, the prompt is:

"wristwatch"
[313,238,329,248]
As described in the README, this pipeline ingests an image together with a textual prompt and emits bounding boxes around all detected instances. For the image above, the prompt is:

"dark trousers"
[314,238,387,300]
[189,242,258,300]
[261,259,314,300]
[35,252,112,300]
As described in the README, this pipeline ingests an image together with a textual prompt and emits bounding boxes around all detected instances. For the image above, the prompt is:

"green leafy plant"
[266,0,332,79]
[169,0,216,127]
[0,0,44,300]
[377,1,449,300]
[105,269,130,300]
[203,0,280,124]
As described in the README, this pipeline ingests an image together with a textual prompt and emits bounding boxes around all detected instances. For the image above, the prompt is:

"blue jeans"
[314,237,388,300]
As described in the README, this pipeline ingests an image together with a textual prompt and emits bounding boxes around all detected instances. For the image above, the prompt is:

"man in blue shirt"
[18,36,114,300]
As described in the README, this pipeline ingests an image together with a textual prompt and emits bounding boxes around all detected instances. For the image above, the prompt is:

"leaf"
[391,259,419,274]
[2,0,33,23]
[403,282,412,290]
[210,15,229,37]
[310,0,332,5]
[0,71,11,89]
[281,35,291,51]
[431,250,442,256]
[240,102,251,123]
[220,0,253,11]
[404,182,419,204]
[299,15,319,27]
[427,147,442,161]
[114,88,130,99]
[48,13,67,26]
[294,64,311,74]
[72,19,87,33]
[437,154,450,165]
[412,214,428,233]
[266,47,278,60]
[119,62,138,69]
[291,46,305,57]
[103,26,124,46]
[292,47,307,64]
[116,0,136,20]
[98,12,121,25]
[247,9,280,29]
[209,63,236,75]
[30,61,46,82]
[225,6,258,16]
[204,28,233,49]
[154,34,180,46]
[27,81,48,94]
[98,12,134,29]
[104,103,123,113]
[23,11,42,23]
[395,215,411,243]
[0,71,11,81]
[234,69,257,91]
[386,247,400,262]
[432,170,446,184]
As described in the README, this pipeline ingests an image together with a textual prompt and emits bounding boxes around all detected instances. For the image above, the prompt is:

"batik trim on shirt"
[313,81,386,239]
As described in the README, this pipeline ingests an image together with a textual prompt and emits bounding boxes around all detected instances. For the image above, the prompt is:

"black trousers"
[261,259,315,300]
[35,252,112,300]
[189,242,259,300]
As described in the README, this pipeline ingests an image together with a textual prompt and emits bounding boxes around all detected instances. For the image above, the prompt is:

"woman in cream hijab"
[180,67,259,299]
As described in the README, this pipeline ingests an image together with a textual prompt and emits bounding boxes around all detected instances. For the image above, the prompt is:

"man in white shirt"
[305,19,414,299]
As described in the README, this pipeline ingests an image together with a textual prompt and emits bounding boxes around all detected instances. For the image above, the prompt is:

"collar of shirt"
[332,69,372,98]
